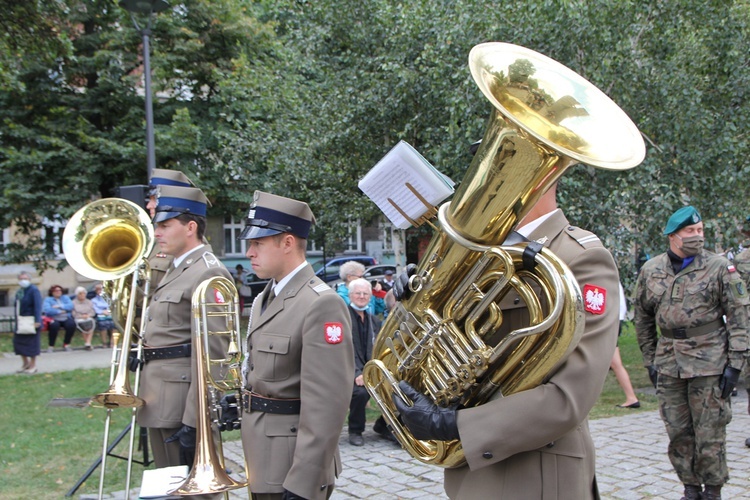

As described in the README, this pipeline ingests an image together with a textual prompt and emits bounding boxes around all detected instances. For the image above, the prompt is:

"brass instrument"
[169,276,247,495]
[62,197,154,498]
[363,42,645,468]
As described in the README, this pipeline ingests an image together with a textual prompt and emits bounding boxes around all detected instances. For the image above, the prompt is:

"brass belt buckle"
[242,392,251,411]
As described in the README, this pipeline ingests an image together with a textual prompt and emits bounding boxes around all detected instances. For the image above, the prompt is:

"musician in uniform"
[635,206,749,500]
[136,184,233,468]
[238,191,354,500]
[393,182,621,499]
[145,168,196,291]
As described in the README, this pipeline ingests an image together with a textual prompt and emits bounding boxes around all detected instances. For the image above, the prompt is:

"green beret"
[663,206,702,235]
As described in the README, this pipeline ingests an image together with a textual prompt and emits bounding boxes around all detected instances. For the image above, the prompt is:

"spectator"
[91,283,114,348]
[43,285,76,352]
[234,263,249,311]
[635,206,749,500]
[14,271,42,374]
[72,286,96,350]
[336,260,386,316]
[381,269,396,292]
[612,282,640,409]
[346,278,380,446]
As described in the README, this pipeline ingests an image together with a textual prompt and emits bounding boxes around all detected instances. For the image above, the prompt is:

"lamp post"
[119,0,169,182]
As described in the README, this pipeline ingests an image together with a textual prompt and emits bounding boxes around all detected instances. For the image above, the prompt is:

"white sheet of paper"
[139,465,189,499]
[358,141,454,229]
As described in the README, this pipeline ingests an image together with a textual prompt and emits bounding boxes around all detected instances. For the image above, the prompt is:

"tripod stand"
[65,422,151,497]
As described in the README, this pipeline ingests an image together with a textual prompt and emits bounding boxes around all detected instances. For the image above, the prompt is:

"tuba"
[62,197,154,498]
[363,42,645,468]
[169,275,248,495]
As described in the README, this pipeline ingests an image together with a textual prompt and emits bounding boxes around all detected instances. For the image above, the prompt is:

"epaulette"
[311,280,331,295]
[201,251,221,268]
[564,225,602,249]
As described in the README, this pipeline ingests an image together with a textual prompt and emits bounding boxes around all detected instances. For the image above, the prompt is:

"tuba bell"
[363,42,645,468]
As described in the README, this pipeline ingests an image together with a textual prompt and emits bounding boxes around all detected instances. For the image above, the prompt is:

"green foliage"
[1,0,748,276]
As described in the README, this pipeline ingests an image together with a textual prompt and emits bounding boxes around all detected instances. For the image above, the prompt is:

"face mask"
[350,303,369,312]
[676,234,704,256]
[18,279,31,288]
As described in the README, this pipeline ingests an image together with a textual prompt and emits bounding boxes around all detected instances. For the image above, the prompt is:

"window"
[42,217,65,258]
[380,221,395,252]
[223,215,246,257]
[345,217,362,253]
[0,228,9,253]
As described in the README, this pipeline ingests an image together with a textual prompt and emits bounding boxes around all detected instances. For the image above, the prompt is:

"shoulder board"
[564,226,602,249]
[311,282,332,295]
[201,251,222,268]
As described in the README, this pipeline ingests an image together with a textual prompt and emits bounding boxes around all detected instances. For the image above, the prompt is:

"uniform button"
[269,344,273,350]
[290,426,297,432]
[568,226,574,231]
[482,451,493,459]
[546,441,555,448]
[513,297,520,304]
[250,364,254,371]
[320,485,326,491]
[181,375,187,380]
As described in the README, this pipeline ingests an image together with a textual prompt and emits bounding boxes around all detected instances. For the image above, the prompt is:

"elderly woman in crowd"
[91,283,114,348]
[43,285,76,352]
[14,271,43,374]
[336,260,386,316]
[72,286,96,350]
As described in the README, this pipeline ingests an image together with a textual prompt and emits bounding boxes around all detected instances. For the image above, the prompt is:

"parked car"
[328,264,396,290]
[308,255,378,283]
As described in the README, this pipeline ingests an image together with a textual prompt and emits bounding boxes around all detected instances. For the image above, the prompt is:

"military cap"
[663,205,702,235]
[239,190,316,240]
[153,185,210,223]
[148,168,195,196]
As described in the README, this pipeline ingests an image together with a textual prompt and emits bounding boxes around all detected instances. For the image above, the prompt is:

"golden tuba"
[169,275,248,495]
[363,42,645,468]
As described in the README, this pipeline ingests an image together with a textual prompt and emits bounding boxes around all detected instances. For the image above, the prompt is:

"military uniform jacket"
[137,245,232,429]
[634,250,749,378]
[241,263,354,500]
[444,209,620,500]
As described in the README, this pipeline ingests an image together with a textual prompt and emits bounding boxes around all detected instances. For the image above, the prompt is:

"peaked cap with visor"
[148,168,195,197]
[153,184,210,223]
[239,190,315,240]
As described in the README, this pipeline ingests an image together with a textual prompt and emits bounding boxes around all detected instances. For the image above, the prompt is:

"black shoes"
[348,433,364,446]
[373,417,399,443]
[616,401,641,409]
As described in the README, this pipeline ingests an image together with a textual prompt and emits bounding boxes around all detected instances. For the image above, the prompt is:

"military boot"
[680,484,702,500]
[703,485,721,500]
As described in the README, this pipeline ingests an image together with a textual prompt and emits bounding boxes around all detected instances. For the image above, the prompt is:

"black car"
[308,255,378,283]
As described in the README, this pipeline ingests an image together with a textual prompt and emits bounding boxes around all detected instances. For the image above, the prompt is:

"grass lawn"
[0,322,651,498]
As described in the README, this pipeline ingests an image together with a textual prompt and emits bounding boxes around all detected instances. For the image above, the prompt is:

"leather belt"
[142,343,192,362]
[661,319,723,340]
[242,390,301,415]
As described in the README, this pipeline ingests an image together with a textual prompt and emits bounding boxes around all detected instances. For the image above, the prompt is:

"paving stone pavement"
[4,351,749,498]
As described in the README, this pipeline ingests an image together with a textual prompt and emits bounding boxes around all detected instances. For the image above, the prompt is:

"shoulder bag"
[16,302,37,334]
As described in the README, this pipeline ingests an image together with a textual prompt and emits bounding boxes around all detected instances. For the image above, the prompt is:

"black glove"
[719,365,741,399]
[219,394,241,431]
[165,425,196,466]
[647,366,658,388]
[128,354,143,372]
[282,489,307,500]
[391,380,459,441]
[392,264,418,302]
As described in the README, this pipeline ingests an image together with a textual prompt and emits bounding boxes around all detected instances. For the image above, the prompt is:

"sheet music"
[139,465,188,499]
[358,141,454,229]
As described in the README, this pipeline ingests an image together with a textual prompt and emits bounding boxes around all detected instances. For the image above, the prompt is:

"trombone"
[169,275,247,495]
[62,197,154,499]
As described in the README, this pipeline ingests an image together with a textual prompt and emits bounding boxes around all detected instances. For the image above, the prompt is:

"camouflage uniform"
[735,242,750,399]
[634,249,749,486]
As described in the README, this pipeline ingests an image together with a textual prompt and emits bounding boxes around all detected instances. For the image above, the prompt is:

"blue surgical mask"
[350,303,369,311]
[18,279,31,288]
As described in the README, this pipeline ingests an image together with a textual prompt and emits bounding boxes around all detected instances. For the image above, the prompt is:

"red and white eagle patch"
[325,322,344,344]
[728,265,737,273]
[214,288,226,304]
[583,284,606,315]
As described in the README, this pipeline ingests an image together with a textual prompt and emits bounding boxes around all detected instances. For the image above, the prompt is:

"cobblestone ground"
[89,394,750,499]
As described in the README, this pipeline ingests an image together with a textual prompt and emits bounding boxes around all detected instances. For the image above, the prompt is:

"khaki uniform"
[634,249,749,486]
[240,264,354,500]
[137,245,232,466]
[444,210,620,500]
[148,245,173,295]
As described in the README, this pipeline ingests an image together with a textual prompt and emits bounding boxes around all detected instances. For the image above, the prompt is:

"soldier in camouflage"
[733,216,750,447]
[635,206,750,500]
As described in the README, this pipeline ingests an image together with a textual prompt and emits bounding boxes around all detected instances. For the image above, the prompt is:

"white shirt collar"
[273,260,308,295]
[516,209,559,239]
[172,244,205,268]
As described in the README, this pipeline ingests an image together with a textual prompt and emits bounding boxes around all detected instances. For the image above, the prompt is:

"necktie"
[262,288,276,313]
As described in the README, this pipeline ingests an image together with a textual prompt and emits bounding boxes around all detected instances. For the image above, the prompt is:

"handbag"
[15,303,36,334]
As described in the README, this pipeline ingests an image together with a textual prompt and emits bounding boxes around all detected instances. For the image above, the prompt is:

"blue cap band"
[154,195,207,218]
